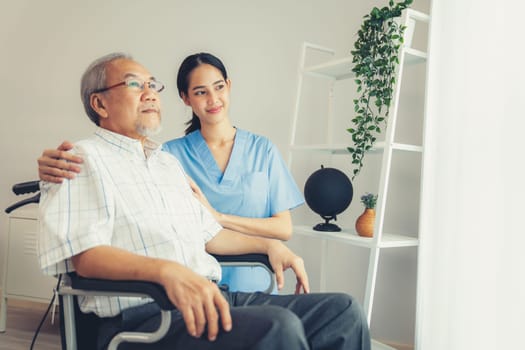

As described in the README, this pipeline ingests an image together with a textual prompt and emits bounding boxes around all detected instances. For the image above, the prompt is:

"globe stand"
[313,215,341,232]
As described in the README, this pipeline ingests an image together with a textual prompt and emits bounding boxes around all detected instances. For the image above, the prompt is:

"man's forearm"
[71,245,179,285]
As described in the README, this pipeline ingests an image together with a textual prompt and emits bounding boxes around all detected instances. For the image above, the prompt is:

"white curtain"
[416,1,523,349]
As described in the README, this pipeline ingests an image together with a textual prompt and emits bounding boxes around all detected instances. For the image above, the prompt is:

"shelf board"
[290,141,422,154]
[293,225,419,248]
[290,144,350,154]
[406,8,430,23]
[304,57,354,80]
[390,142,423,152]
[303,47,427,80]
[404,47,427,65]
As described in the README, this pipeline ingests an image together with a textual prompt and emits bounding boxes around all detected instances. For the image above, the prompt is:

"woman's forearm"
[217,210,293,241]
[205,229,275,256]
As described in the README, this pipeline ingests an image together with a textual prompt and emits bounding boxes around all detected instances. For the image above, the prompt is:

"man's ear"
[90,94,108,119]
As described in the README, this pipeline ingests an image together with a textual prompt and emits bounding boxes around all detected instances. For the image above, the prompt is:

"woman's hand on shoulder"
[187,176,221,220]
[37,141,83,183]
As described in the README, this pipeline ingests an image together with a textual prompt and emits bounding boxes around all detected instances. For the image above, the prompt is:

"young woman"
[37,52,304,292]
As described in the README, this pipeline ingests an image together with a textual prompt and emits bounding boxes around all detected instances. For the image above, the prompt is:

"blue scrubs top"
[163,128,304,292]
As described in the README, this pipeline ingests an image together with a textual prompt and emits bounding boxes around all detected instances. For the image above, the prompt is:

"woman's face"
[182,63,231,126]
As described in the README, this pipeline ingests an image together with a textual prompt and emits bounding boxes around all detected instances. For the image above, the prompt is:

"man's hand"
[267,242,310,294]
[159,263,232,341]
[37,141,83,183]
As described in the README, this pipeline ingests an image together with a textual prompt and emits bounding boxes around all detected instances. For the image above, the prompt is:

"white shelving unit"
[288,9,429,348]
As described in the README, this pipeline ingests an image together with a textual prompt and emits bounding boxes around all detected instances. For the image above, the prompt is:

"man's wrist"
[157,259,182,286]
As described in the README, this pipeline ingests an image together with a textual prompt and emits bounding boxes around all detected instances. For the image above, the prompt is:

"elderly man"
[38,52,370,350]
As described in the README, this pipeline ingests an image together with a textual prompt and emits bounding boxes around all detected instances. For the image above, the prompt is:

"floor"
[0,300,60,350]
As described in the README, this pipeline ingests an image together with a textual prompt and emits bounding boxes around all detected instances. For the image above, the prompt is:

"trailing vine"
[347,0,413,179]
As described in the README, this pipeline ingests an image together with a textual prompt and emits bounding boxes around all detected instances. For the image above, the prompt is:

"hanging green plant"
[347,0,413,180]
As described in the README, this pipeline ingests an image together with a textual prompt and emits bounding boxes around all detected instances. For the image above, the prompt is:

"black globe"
[304,166,353,232]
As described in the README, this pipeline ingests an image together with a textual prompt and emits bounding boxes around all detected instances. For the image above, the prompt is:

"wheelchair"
[6,181,275,350]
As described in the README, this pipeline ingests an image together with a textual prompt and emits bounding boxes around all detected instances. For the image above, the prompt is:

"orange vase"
[355,208,375,237]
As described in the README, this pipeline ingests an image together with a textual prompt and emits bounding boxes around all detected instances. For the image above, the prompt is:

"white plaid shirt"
[38,127,222,317]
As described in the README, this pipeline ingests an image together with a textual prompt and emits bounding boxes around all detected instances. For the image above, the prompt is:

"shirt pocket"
[241,172,269,215]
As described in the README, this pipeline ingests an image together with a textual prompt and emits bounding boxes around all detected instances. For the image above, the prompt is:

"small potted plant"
[355,193,377,237]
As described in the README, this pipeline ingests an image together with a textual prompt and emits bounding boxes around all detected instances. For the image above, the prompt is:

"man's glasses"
[93,78,165,94]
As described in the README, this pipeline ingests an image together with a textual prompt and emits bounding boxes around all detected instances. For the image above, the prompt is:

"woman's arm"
[217,210,292,241]
[205,229,309,294]
[188,177,293,240]
[37,141,83,183]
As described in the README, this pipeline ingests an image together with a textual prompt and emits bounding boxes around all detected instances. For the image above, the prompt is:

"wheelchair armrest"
[68,273,174,310]
[5,193,41,214]
[66,254,274,310]
[67,254,274,312]
[212,253,274,273]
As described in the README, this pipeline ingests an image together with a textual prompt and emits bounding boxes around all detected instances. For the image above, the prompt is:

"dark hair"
[176,52,228,135]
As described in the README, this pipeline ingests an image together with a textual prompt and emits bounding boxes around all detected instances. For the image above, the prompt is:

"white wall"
[0,0,429,346]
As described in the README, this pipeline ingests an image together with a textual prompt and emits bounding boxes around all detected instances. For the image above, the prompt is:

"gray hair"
[80,52,133,125]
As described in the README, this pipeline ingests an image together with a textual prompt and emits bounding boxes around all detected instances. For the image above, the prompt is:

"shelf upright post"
[362,8,417,324]
[363,247,381,325]
[288,42,335,169]
[362,8,430,325]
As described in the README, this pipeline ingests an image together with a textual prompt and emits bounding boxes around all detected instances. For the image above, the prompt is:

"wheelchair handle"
[12,180,40,195]
[5,180,41,214]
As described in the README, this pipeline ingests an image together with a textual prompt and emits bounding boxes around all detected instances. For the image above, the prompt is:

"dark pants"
[98,290,371,350]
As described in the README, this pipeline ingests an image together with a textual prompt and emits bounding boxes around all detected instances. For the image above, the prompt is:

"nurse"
[36,52,304,293]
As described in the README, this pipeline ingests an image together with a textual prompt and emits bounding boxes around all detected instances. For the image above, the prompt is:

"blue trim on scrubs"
[163,129,304,292]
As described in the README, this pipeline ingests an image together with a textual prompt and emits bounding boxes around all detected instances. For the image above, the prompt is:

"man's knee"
[236,306,308,349]
[267,306,305,336]
[311,293,370,350]
[336,293,364,314]
[330,293,368,325]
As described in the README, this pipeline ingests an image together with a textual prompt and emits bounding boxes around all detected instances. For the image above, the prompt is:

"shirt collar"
[94,127,162,159]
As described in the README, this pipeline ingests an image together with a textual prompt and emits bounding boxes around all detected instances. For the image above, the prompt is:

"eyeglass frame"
[92,77,165,94]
